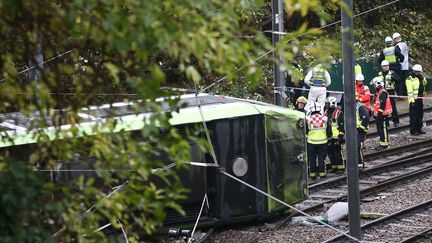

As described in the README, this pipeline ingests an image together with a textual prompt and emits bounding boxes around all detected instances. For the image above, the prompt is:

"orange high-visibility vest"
[373,89,392,116]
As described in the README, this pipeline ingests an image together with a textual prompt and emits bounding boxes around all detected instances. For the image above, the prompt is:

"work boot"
[309,172,317,180]
[411,131,420,135]
[336,168,345,174]
[418,130,427,134]
[358,163,364,173]
[319,172,327,178]
[329,167,338,173]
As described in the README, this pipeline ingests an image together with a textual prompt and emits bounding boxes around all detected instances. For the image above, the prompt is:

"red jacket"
[373,88,392,117]
[356,83,371,112]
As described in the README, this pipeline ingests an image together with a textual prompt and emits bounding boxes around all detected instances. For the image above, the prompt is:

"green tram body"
[0,94,308,232]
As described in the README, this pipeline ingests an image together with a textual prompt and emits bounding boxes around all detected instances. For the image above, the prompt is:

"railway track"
[323,199,432,242]
[367,117,432,138]
[400,226,432,243]
[363,138,432,162]
[275,150,432,230]
[209,110,432,242]
[310,138,432,189]
[368,106,432,126]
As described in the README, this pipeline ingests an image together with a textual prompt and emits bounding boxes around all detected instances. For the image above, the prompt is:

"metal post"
[341,0,361,241]
[29,35,43,82]
[29,33,43,105]
[272,0,285,106]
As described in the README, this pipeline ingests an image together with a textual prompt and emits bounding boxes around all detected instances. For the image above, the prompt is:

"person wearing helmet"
[306,102,331,179]
[324,96,345,173]
[295,96,308,113]
[304,64,332,110]
[372,77,393,151]
[393,32,410,95]
[406,64,428,135]
[378,36,404,76]
[286,54,305,105]
[356,100,370,171]
[379,60,402,126]
[355,73,371,113]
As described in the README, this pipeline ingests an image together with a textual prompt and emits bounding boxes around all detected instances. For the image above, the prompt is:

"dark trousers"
[327,139,344,169]
[307,143,327,175]
[391,65,403,95]
[409,99,424,134]
[400,70,410,96]
[357,131,366,168]
[388,89,399,124]
[376,115,389,147]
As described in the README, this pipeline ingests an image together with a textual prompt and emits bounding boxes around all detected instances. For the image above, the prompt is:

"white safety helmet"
[355,73,365,81]
[310,102,322,113]
[385,36,393,43]
[372,77,384,89]
[381,60,390,66]
[412,64,423,72]
[392,32,401,40]
[328,96,338,108]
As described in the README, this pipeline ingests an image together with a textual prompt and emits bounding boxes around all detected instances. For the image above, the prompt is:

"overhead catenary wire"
[4,6,277,91]
[0,5,275,88]
[52,180,129,238]
[219,169,361,242]
[277,85,432,100]
[0,48,76,83]
[1,1,402,93]
[192,86,361,242]
[188,193,209,243]
[199,0,403,94]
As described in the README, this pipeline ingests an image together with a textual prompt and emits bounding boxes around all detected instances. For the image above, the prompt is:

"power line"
[0,48,76,83]
[1,0,402,92]
[199,0,403,93]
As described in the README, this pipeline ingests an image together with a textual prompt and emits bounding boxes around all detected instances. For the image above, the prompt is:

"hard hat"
[385,36,393,43]
[392,32,401,39]
[310,102,322,113]
[328,96,338,108]
[381,60,390,66]
[412,64,423,72]
[355,73,365,81]
[372,77,384,89]
[296,96,308,105]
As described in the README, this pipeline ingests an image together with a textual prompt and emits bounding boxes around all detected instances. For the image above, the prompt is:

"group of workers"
[286,32,429,179]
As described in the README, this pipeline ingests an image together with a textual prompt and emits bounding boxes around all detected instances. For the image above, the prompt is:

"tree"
[0,0,338,241]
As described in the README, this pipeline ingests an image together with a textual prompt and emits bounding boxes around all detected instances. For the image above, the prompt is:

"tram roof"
[0,93,303,148]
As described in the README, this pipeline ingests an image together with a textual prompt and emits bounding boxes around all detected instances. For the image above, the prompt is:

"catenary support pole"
[272,0,285,106]
[29,34,43,84]
[29,33,43,105]
[341,0,361,241]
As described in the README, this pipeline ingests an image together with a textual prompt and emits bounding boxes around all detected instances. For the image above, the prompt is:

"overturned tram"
[0,94,308,234]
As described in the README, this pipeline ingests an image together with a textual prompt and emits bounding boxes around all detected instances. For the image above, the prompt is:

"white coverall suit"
[304,65,332,111]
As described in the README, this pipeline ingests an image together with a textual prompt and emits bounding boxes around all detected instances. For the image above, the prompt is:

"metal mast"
[272,0,285,106]
[341,0,361,240]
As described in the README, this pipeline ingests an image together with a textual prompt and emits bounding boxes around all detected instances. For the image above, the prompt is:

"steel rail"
[310,150,432,191]
[367,117,432,138]
[275,154,432,230]
[399,227,432,243]
[307,162,432,214]
[323,199,432,242]
[368,106,432,125]
[363,138,432,161]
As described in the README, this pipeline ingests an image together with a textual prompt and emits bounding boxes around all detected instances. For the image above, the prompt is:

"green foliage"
[352,0,432,71]
[0,0,340,241]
